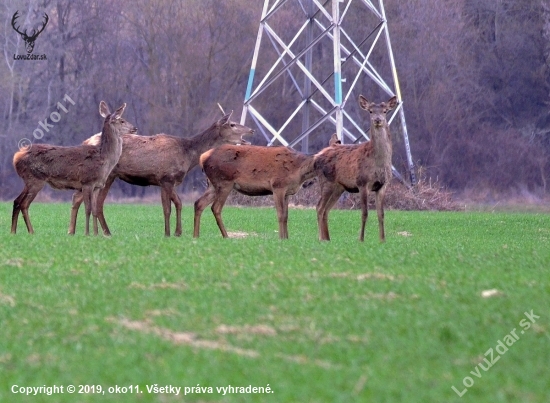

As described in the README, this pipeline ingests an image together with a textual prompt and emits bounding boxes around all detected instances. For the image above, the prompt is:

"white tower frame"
[241,0,416,185]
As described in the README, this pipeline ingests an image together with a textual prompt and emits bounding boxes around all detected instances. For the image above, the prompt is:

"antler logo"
[11,11,49,54]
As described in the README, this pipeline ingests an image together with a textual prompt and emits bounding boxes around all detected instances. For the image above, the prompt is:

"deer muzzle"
[239,129,254,145]
[373,118,384,127]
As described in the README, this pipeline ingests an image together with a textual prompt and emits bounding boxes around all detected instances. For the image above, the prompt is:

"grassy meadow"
[0,202,549,402]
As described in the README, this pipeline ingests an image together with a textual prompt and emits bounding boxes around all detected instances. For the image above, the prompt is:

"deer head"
[99,101,137,136]
[216,111,253,145]
[11,11,49,54]
[359,95,398,128]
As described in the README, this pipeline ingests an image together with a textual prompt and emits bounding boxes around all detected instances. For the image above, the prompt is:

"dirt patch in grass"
[328,272,401,281]
[353,374,368,395]
[356,273,398,281]
[107,317,258,358]
[128,281,188,291]
[145,309,182,317]
[3,258,23,268]
[363,291,399,300]
[227,231,256,239]
[0,292,15,307]
[216,324,277,336]
[109,316,343,368]
[481,289,504,298]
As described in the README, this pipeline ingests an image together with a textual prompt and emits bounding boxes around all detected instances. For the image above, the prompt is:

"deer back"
[13,144,103,189]
[201,145,315,194]
[115,134,189,185]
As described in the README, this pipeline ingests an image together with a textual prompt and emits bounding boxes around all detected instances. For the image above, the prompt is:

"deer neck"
[370,125,392,168]
[99,121,122,159]
[181,125,223,166]
[299,154,317,182]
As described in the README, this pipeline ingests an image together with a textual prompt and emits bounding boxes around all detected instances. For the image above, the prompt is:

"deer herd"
[11,95,397,242]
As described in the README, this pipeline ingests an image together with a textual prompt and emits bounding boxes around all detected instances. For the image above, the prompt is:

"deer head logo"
[11,11,49,54]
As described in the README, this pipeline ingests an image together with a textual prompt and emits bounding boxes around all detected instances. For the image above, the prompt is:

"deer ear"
[358,95,369,110]
[99,101,110,118]
[218,110,233,126]
[387,96,398,110]
[329,133,341,146]
[113,103,127,119]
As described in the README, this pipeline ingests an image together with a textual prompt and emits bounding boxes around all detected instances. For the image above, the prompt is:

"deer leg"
[172,189,183,237]
[91,188,100,236]
[83,187,93,236]
[11,187,27,234]
[375,185,387,242]
[160,183,173,237]
[68,191,83,235]
[359,186,369,242]
[95,175,116,236]
[273,190,289,239]
[211,185,233,238]
[316,184,343,241]
[193,183,216,238]
[12,182,44,234]
[21,184,45,234]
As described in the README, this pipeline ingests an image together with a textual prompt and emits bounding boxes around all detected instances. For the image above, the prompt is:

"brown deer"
[193,145,317,239]
[68,112,254,236]
[11,102,135,235]
[314,95,397,242]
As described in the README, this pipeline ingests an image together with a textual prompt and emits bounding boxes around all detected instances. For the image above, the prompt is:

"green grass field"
[0,202,549,402]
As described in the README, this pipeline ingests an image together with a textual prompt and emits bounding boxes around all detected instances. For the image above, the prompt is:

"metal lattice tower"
[241,0,416,185]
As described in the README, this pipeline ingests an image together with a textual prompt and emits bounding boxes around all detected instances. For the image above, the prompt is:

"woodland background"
[1,0,549,203]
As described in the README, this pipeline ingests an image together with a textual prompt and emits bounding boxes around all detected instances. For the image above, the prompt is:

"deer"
[193,145,317,239]
[314,95,398,242]
[11,101,136,235]
[68,111,254,237]
[11,11,49,54]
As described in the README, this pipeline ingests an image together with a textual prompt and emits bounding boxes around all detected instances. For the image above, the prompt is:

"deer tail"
[83,133,102,146]
[13,149,28,169]
[199,148,215,169]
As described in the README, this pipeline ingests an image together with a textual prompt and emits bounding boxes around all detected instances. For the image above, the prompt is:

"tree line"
[1,0,549,201]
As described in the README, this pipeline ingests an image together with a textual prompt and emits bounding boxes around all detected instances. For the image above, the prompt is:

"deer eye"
[230,123,236,127]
